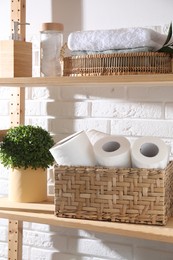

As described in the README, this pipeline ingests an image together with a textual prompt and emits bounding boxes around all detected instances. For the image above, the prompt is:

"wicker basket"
[61,44,172,76]
[54,161,173,225]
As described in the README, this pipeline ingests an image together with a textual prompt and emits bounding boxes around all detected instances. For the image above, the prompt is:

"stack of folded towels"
[67,27,167,55]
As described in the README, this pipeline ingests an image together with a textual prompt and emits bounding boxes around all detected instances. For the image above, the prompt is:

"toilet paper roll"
[131,136,170,169]
[86,129,109,145]
[49,131,97,166]
[93,135,131,168]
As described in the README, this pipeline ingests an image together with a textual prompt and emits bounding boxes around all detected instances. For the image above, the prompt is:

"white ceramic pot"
[9,167,47,202]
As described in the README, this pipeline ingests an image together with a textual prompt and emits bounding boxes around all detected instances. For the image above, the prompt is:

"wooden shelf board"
[0,197,54,213]
[0,198,173,243]
[0,74,173,86]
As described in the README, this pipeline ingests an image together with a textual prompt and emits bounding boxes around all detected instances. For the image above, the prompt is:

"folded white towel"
[71,46,154,56]
[68,27,167,52]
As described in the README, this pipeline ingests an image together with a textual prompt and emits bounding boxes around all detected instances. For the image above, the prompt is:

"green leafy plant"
[0,125,55,170]
[158,22,173,53]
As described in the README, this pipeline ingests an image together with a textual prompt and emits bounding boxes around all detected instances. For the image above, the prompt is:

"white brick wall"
[1,83,173,259]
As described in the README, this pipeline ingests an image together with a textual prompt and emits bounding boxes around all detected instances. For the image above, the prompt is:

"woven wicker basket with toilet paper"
[51,130,173,226]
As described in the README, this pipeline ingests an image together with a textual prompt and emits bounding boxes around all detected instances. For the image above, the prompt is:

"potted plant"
[0,125,55,202]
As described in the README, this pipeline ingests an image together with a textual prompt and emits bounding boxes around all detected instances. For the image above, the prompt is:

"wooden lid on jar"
[41,23,64,32]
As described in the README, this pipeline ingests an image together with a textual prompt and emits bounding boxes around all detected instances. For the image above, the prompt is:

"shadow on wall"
[51,0,83,41]
[45,0,83,141]
[49,227,135,260]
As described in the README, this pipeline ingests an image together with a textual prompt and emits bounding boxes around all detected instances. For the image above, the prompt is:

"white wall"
[0,0,173,259]
[82,0,173,30]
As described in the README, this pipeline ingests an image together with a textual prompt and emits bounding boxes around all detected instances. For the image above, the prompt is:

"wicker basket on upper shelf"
[60,44,172,77]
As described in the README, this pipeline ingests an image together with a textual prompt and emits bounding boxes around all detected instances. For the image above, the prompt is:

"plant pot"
[9,167,47,202]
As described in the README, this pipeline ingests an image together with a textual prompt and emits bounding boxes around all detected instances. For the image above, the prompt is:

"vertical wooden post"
[8,221,23,260]
[10,87,25,127]
[8,88,25,260]
[11,0,26,41]
[8,1,26,259]
[8,86,25,260]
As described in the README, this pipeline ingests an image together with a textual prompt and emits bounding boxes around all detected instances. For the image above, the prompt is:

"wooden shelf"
[0,74,173,86]
[0,198,173,243]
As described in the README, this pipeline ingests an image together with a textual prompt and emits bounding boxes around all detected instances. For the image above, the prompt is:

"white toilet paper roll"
[131,136,170,169]
[49,131,97,166]
[93,135,131,168]
[86,129,109,145]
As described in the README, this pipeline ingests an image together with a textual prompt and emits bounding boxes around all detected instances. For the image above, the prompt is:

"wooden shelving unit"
[1,1,172,258]
[0,73,173,259]
[0,74,173,86]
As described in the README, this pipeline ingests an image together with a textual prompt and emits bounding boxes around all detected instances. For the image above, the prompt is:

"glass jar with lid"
[40,22,64,77]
